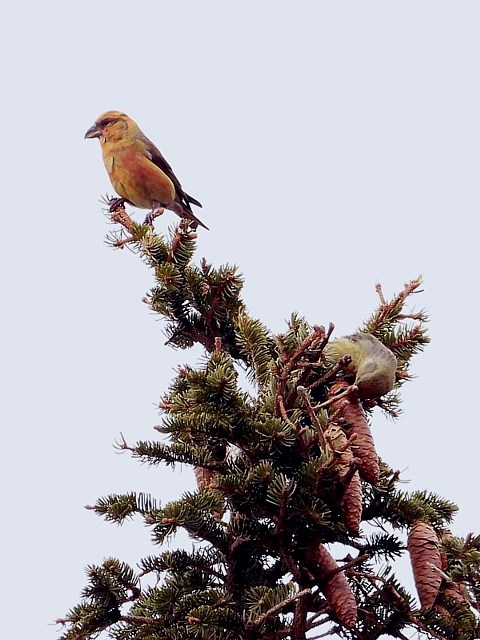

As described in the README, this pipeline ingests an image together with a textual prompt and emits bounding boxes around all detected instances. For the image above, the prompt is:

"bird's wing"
[140,135,202,212]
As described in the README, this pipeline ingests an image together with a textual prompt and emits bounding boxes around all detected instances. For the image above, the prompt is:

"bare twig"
[121,614,157,625]
[276,326,326,408]
[370,277,423,333]
[333,553,370,576]
[248,589,311,631]
[308,355,352,392]
[110,207,135,233]
[317,322,335,354]
[276,395,298,431]
[286,324,336,407]
[428,563,452,583]
[111,235,137,249]
[275,489,304,584]
[306,607,331,629]
[313,385,358,410]
[114,432,131,453]
[375,282,386,306]
[298,386,326,447]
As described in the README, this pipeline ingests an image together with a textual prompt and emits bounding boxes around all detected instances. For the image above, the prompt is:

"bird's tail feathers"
[186,193,202,208]
[171,200,209,230]
[188,210,209,230]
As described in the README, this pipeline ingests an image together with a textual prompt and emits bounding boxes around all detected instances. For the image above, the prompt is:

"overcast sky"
[1,2,479,638]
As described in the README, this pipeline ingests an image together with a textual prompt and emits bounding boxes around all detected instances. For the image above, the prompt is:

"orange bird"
[84,110,208,229]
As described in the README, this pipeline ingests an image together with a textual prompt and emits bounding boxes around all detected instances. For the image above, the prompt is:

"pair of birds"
[85,110,208,230]
[86,111,398,399]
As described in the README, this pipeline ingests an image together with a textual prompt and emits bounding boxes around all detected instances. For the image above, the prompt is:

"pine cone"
[443,581,469,606]
[408,520,442,609]
[342,471,362,533]
[324,424,362,532]
[328,381,379,484]
[194,466,215,489]
[307,542,358,628]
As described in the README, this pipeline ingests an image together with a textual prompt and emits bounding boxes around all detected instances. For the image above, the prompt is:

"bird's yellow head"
[84,111,140,145]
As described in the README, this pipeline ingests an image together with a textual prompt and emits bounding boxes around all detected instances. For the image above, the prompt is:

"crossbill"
[84,111,208,229]
[325,333,397,399]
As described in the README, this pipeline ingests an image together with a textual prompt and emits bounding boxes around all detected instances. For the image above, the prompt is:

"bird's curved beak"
[84,123,101,139]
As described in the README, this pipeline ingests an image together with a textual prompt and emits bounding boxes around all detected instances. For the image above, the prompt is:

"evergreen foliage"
[57,206,480,639]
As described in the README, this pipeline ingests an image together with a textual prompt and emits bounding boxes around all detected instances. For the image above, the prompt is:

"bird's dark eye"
[100,118,114,127]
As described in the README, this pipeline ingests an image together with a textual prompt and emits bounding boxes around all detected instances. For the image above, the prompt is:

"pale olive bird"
[325,333,397,399]
[84,111,208,229]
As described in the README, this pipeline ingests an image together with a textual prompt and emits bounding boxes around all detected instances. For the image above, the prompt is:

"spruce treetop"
[57,205,480,640]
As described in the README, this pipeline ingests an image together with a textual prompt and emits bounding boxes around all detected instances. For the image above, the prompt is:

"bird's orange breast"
[102,141,176,209]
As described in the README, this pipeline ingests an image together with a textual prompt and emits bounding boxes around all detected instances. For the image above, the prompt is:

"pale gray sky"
[1,2,479,638]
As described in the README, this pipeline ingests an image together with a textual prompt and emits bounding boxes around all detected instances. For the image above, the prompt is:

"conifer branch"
[370,277,423,332]
[286,323,334,406]
[276,325,325,405]
[57,203,479,639]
